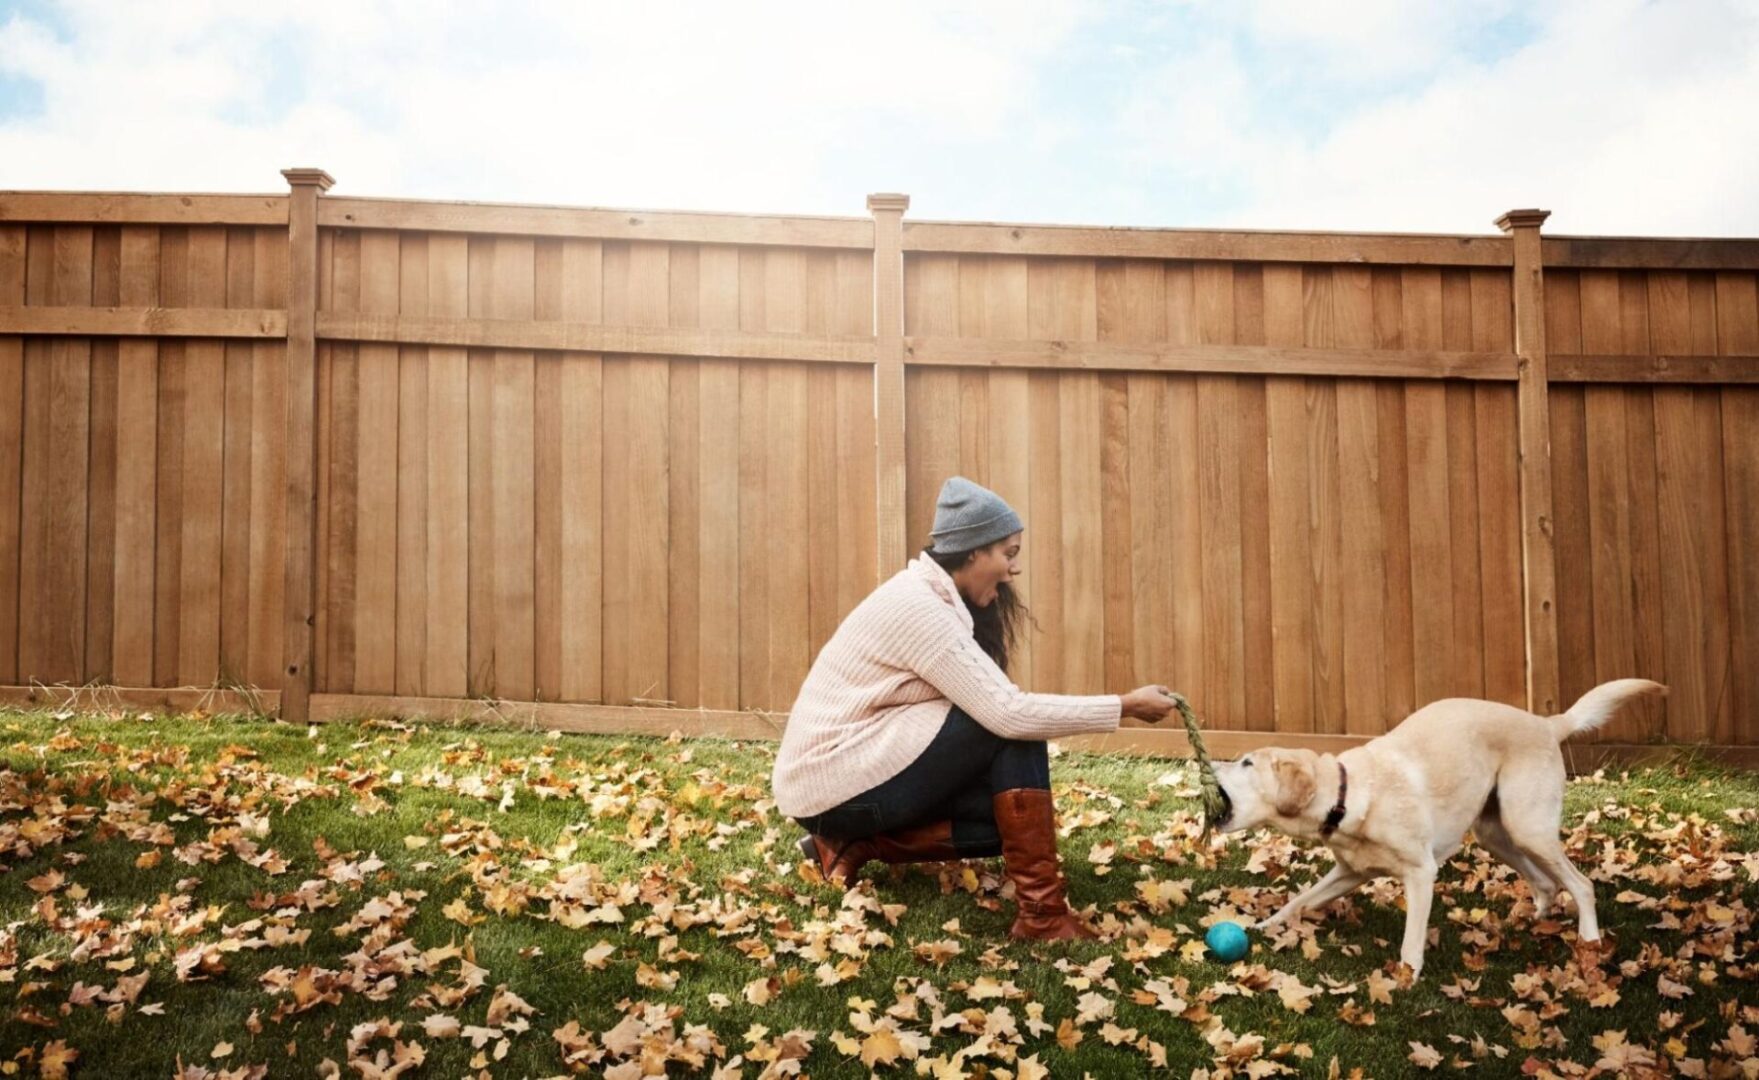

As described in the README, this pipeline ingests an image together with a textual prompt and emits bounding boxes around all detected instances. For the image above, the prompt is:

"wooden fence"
[1,172,1755,764]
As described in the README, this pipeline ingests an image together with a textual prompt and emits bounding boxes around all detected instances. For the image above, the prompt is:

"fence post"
[280,168,334,721]
[869,194,910,577]
[1497,208,1560,716]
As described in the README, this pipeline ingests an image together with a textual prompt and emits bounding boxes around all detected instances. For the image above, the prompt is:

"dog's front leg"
[1399,859,1438,976]
[1261,862,1366,929]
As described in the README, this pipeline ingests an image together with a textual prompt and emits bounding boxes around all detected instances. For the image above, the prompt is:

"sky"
[1,0,1756,237]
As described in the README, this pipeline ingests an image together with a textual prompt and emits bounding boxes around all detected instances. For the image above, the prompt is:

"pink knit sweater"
[771,555,1123,818]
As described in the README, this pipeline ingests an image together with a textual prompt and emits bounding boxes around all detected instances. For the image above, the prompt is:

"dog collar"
[1320,762,1348,838]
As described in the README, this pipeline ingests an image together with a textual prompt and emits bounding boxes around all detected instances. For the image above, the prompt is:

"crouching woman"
[770,476,1177,940]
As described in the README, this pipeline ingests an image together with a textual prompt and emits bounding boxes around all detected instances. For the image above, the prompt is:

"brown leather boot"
[993,788,1098,940]
[798,833,878,885]
[798,820,958,885]
[871,819,958,865]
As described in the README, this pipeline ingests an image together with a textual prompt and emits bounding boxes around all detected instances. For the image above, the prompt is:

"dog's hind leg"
[1498,777,1600,942]
[1474,807,1559,917]
[1510,835,1599,942]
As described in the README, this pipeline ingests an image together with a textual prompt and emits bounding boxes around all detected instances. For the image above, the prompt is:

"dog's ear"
[1272,752,1317,817]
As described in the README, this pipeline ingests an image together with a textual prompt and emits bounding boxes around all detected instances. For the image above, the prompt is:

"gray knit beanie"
[929,476,1024,554]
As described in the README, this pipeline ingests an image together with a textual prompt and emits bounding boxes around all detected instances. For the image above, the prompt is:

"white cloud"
[1239,0,1527,82]
[2,0,1756,235]
[1107,0,1759,235]
[0,0,1095,213]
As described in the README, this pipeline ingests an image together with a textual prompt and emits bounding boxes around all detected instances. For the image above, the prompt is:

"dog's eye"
[1240,758,1253,768]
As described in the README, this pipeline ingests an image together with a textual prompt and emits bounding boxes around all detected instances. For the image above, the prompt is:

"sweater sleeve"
[912,616,1122,740]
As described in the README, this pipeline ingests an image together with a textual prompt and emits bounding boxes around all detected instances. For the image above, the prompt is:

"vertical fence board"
[322,231,361,692]
[1402,268,1452,707]
[426,234,470,698]
[18,227,53,683]
[112,227,159,686]
[983,257,1035,686]
[178,227,225,685]
[352,230,401,694]
[217,227,254,686]
[246,228,288,691]
[667,246,702,706]
[492,236,537,701]
[695,246,736,708]
[465,237,496,696]
[1717,272,1759,744]
[1334,266,1385,733]
[85,228,119,682]
[395,233,429,696]
[1302,267,1345,735]
[1264,264,1312,731]
[0,225,24,683]
[1580,270,1636,741]
[309,226,334,698]
[39,227,95,682]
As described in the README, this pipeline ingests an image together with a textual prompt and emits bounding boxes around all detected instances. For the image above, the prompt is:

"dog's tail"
[1549,679,1667,741]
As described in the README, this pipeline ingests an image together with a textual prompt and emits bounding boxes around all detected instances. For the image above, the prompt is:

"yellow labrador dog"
[1211,679,1665,976]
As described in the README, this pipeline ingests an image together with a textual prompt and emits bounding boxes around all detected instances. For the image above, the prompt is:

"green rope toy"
[1170,692,1227,834]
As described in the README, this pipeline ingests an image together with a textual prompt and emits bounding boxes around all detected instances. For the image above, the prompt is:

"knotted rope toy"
[1168,691,1228,834]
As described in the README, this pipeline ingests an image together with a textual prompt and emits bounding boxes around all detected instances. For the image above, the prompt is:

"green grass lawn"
[0,707,1754,1079]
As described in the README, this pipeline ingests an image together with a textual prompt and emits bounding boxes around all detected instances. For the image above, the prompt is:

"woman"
[771,476,1179,940]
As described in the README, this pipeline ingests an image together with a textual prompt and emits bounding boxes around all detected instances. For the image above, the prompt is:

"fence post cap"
[282,168,337,192]
[867,193,910,213]
[1495,208,1550,232]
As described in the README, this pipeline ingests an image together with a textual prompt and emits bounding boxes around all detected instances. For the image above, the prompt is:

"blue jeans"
[792,705,1051,858]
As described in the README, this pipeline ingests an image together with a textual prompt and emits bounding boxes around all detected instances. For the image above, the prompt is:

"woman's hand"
[1121,684,1179,724]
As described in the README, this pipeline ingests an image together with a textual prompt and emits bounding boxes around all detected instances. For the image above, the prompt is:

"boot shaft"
[992,787,1097,940]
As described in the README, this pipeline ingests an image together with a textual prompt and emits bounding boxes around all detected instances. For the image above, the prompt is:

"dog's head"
[1211,748,1321,834]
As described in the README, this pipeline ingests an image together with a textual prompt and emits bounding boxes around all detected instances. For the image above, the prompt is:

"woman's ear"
[1272,753,1318,817]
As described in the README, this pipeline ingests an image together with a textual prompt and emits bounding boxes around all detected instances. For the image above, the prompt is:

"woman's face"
[952,532,1023,608]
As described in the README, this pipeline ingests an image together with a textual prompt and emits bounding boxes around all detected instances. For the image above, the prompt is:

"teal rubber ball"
[1205,921,1249,962]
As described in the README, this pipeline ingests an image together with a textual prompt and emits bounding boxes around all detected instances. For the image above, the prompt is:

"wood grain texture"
[3,183,1754,751]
